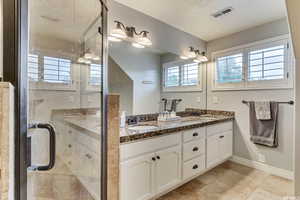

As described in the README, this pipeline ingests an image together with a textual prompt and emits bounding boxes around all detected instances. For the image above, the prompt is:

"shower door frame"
[2,0,109,199]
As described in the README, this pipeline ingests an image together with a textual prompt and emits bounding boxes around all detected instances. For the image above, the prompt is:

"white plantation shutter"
[212,37,292,90]
[216,53,243,83]
[165,66,180,87]
[89,63,102,86]
[28,54,39,81]
[182,63,199,86]
[248,45,285,81]
[43,56,71,83]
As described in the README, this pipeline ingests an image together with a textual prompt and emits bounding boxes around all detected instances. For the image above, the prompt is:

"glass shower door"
[26,0,107,199]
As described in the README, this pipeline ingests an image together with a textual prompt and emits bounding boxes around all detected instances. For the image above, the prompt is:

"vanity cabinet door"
[219,131,233,160]
[120,153,155,200]
[155,146,181,194]
[206,134,220,168]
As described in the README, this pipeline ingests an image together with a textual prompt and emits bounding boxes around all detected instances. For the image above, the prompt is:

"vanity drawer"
[183,139,205,161]
[183,127,205,142]
[120,133,181,161]
[183,155,205,180]
[207,121,232,137]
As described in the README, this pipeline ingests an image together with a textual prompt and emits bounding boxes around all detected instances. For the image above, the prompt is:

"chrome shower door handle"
[28,123,56,171]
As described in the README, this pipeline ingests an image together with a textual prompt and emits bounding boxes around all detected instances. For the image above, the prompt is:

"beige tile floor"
[158,161,294,200]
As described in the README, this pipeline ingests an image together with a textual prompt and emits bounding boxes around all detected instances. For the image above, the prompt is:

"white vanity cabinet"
[206,122,233,168]
[120,134,182,200]
[155,146,181,194]
[120,121,233,200]
[120,153,155,200]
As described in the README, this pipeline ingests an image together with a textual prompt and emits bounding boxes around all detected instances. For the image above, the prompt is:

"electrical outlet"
[196,97,201,102]
[258,154,266,163]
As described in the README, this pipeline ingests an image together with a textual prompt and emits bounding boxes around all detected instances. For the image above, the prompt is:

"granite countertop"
[120,114,234,143]
[55,109,234,144]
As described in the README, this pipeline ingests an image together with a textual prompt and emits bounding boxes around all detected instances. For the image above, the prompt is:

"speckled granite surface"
[121,113,234,143]
[52,108,234,144]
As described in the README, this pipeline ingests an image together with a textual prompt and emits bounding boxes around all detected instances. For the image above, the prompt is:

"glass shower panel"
[27,0,103,199]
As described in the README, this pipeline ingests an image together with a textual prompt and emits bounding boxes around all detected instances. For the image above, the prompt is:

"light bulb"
[200,55,208,62]
[200,52,208,62]
[84,59,92,65]
[111,22,127,39]
[77,57,85,63]
[180,55,189,60]
[187,51,197,58]
[193,58,201,63]
[108,36,122,42]
[92,55,100,61]
[137,32,152,46]
[132,42,145,48]
[84,51,93,59]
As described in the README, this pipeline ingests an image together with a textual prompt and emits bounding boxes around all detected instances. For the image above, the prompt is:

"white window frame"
[211,35,294,91]
[162,59,203,92]
[28,51,77,91]
[84,63,102,92]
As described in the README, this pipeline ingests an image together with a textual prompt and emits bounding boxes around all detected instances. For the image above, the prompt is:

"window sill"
[163,85,202,93]
[29,81,77,91]
[212,84,294,91]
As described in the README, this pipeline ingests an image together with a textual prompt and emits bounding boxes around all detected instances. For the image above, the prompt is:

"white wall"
[109,42,161,114]
[109,0,206,57]
[285,0,300,194]
[206,18,294,171]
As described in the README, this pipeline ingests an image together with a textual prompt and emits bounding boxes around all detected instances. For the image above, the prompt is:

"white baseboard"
[230,156,294,180]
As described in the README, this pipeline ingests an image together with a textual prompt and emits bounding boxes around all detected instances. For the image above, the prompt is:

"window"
[27,54,72,84]
[27,53,75,90]
[182,63,199,86]
[43,56,71,84]
[248,45,285,81]
[89,63,102,86]
[28,54,39,81]
[212,36,293,90]
[216,53,243,83]
[165,66,180,87]
[163,61,202,92]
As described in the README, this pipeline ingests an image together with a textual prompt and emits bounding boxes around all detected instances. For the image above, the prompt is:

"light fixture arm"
[114,20,127,30]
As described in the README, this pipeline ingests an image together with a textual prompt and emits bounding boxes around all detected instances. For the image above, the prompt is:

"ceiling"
[30,0,101,43]
[113,0,287,41]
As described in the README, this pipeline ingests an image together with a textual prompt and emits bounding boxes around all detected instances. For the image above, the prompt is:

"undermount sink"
[127,125,158,132]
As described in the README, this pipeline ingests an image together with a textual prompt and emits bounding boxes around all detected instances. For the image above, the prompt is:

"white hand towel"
[254,101,271,120]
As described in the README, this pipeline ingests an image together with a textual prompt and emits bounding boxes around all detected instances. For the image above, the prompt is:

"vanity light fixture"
[84,49,93,59]
[187,47,197,58]
[181,47,209,63]
[199,52,208,62]
[77,57,86,64]
[180,55,189,60]
[111,21,127,39]
[92,55,100,61]
[137,31,152,46]
[108,36,122,42]
[109,20,152,48]
[132,42,145,48]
